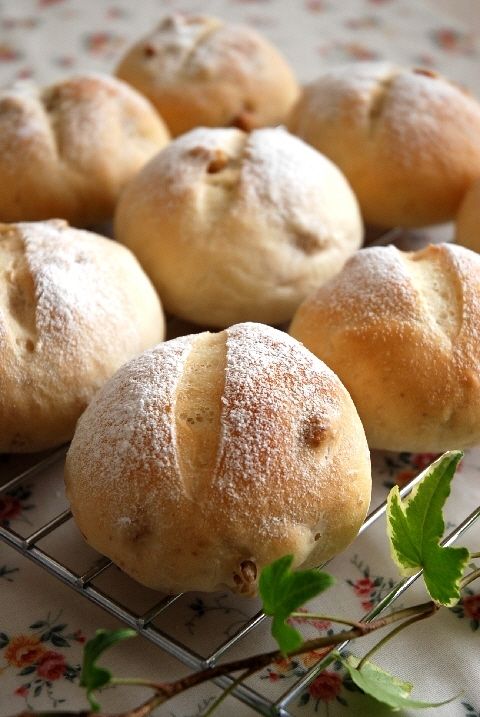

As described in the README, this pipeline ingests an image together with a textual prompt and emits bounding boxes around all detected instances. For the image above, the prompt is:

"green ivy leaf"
[259,554,334,654]
[341,655,457,710]
[80,628,137,711]
[386,450,469,606]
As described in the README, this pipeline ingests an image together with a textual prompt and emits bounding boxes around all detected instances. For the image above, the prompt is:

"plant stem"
[7,601,440,717]
[126,600,437,713]
[461,567,480,589]
[202,668,255,717]
[469,552,480,559]
[110,677,165,690]
[289,612,363,628]
[356,604,438,671]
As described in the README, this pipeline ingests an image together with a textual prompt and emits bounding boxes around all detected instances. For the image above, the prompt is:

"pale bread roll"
[0,220,165,452]
[114,126,363,327]
[456,178,480,251]
[115,13,299,137]
[65,323,371,595]
[288,63,480,228]
[290,243,480,452]
[0,73,169,226]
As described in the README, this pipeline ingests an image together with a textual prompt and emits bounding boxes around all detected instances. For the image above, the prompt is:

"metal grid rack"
[1,447,479,716]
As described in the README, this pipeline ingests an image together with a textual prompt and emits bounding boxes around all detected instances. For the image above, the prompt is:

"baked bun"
[65,323,371,595]
[115,126,363,327]
[0,220,165,452]
[0,73,169,226]
[115,13,299,137]
[456,178,480,251]
[288,63,480,228]
[290,243,480,452]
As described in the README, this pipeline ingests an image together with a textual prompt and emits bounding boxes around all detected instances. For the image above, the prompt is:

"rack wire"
[1,447,479,716]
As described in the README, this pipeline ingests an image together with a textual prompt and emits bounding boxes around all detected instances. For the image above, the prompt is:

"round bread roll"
[456,178,480,251]
[288,62,480,228]
[115,13,299,137]
[0,73,169,226]
[0,220,165,452]
[114,126,363,327]
[65,323,371,595]
[290,243,480,452]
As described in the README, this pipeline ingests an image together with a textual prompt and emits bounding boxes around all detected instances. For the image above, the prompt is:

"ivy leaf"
[259,554,334,654]
[80,628,137,711]
[386,450,469,606]
[340,655,457,710]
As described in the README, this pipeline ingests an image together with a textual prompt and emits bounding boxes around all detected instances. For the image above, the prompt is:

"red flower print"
[38,0,66,6]
[463,594,480,621]
[0,494,22,523]
[303,649,330,668]
[305,0,326,11]
[341,43,379,61]
[268,671,280,682]
[362,600,374,612]
[273,657,292,671]
[395,469,416,488]
[353,577,375,597]
[73,629,86,644]
[5,635,45,668]
[411,453,440,471]
[309,671,342,701]
[15,685,29,697]
[0,43,21,61]
[36,651,66,680]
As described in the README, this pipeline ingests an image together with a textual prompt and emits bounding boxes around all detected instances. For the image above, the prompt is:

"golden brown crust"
[65,323,371,594]
[288,62,480,228]
[114,126,363,327]
[290,243,480,451]
[456,178,480,251]
[0,220,165,452]
[115,13,299,137]
[0,73,169,226]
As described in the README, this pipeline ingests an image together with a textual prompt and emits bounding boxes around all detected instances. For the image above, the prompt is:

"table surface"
[0,1,479,716]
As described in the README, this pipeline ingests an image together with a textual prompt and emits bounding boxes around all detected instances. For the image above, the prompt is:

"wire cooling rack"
[1,446,479,716]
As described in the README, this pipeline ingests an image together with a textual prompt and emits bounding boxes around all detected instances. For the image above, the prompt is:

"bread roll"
[456,178,480,251]
[0,220,165,452]
[290,243,480,452]
[114,126,363,327]
[65,323,371,595]
[0,73,169,226]
[288,63,480,228]
[115,13,299,137]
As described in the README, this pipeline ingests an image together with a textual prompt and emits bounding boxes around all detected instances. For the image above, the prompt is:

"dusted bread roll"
[65,323,371,595]
[115,13,299,136]
[290,243,480,452]
[0,73,169,226]
[115,126,363,327]
[456,178,480,251]
[288,63,480,228]
[0,220,165,452]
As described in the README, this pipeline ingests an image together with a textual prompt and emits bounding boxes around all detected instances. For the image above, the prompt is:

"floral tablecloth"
[1,1,479,716]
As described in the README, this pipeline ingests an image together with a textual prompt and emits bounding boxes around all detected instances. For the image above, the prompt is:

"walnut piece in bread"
[288,63,480,228]
[114,126,363,327]
[0,220,165,452]
[65,323,371,595]
[115,13,299,136]
[290,243,480,451]
[0,73,169,226]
